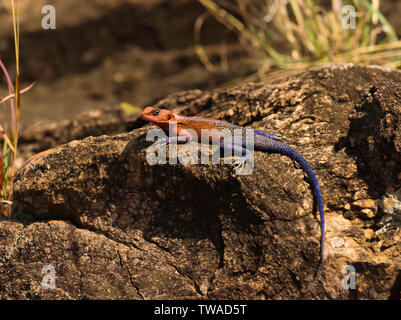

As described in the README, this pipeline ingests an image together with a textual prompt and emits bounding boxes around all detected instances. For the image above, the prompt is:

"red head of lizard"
[140,107,176,130]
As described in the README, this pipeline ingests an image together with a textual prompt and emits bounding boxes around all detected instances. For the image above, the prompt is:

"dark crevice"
[289,270,302,292]
[389,271,401,300]
[340,85,401,198]
[116,247,145,299]
[348,288,359,300]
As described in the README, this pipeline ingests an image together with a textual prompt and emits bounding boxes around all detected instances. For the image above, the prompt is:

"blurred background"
[0,0,246,128]
[1,0,401,129]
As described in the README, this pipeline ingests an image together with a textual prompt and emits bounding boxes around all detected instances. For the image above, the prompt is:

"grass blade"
[0,125,16,153]
[0,58,15,126]
[0,82,35,104]
[0,156,3,196]
[359,0,398,42]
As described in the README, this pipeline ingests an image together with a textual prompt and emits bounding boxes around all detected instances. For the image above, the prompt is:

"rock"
[0,219,199,299]
[352,199,377,219]
[376,188,401,235]
[352,199,376,210]
[3,64,401,299]
[18,105,142,165]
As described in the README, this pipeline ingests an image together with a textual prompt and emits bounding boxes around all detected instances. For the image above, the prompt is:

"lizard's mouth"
[140,113,159,123]
[140,107,160,121]
[140,114,170,129]
[140,113,154,122]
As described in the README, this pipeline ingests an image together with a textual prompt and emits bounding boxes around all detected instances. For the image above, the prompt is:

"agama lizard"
[141,106,326,260]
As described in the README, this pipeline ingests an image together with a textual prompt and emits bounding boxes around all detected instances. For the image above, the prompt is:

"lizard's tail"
[256,139,325,261]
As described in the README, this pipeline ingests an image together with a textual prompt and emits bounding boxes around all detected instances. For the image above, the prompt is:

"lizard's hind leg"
[220,143,253,175]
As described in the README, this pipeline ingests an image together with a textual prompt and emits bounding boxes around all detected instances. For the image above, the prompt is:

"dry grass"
[0,0,21,217]
[197,0,400,80]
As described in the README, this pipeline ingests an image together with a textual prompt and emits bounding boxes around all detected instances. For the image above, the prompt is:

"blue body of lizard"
[141,107,325,261]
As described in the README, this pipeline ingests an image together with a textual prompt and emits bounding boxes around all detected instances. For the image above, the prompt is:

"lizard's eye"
[167,114,172,120]
[152,109,160,116]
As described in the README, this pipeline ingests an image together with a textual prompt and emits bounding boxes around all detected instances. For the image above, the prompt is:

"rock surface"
[2,64,401,299]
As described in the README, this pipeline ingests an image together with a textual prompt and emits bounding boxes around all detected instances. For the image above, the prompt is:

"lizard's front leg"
[167,135,192,144]
[151,134,193,165]
[156,135,192,146]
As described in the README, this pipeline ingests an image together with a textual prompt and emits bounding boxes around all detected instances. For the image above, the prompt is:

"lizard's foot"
[231,154,254,175]
[268,133,288,141]
[232,157,247,173]
[266,133,280,140]
[254,130,284,141]
[220,143,254,175]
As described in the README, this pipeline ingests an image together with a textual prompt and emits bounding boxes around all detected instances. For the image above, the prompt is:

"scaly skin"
[141,106,325,261]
